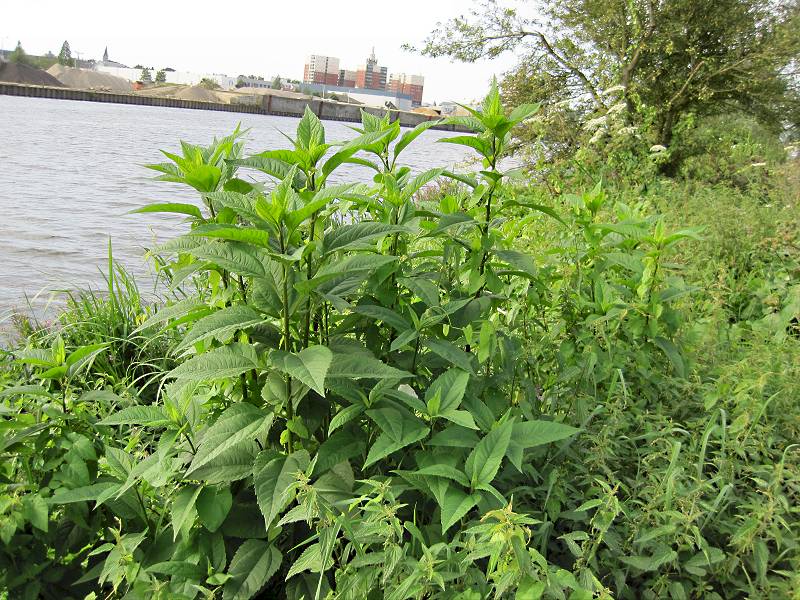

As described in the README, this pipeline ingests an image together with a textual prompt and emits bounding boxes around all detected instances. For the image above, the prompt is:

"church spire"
[103,46,108,62]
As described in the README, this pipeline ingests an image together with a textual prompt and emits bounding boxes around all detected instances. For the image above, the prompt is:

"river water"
[0,95,473,319]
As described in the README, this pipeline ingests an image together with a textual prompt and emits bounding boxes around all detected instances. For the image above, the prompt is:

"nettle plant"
[40,87,594,599]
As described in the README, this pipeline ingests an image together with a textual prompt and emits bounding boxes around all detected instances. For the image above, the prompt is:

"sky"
[1,0,521,103]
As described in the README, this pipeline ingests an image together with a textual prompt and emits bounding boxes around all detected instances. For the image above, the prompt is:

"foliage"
[57,40,73,67]
[2,84,799,600]
[155,70,167,84]
[140,68,153,84]
[271,76,282,90]
[9,41,32,66]
[200,78,221,90]
[413,0,800,162]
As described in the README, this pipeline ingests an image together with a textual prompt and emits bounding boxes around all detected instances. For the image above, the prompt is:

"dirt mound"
[174,86,220,102]
[0,62,64,86]
[47,65,131,93]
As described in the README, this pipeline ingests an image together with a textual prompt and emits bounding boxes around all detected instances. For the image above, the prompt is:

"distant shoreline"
[0,82,465,131]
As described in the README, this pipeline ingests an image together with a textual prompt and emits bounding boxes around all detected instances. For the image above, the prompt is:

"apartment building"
[303,55,340,86]
[387,73,425,107]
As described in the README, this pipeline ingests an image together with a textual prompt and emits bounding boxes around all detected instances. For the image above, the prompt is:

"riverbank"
[0,81,463,130]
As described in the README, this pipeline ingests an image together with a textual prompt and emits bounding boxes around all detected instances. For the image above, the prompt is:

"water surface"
[0,95,472,319]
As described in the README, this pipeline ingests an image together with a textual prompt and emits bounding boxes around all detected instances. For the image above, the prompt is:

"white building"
[95,64,236,89]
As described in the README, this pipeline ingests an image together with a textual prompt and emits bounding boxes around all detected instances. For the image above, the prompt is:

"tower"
[103,46,108,63]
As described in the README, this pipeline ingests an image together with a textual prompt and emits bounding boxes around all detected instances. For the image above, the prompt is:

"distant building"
[99,46,128,69]
[303,55,340,86]
[355,48,387,90]
[300,48,426,105]
[387,73,424,107]
[338,69,357,88]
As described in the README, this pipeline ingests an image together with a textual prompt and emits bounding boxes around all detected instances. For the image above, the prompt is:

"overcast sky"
[1,1,521,103]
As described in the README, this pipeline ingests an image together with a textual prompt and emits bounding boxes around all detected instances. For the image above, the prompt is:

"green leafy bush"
[1,86,798,600]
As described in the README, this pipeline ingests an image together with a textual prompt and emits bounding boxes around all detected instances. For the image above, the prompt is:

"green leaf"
[133,298,207,334]
[196,486,233,532]
[653,337,686,378]
[440,486,479,533]
[426,369,469,416]
[323,222,407,255]
[314,429,366,475]
[169,344,259,382]
[364,407,429,467]
[98,406,171,427]
[438,135,491,157]
[189,443,259,484]
[424,339,475,373]
[352,304,412,333]
[175,306,264,353]
[299,254,398,292]
[172,485,201,541]
[465,420,514,488]
[411,465,470,488]
[189,224,270,248]
[394,120,440,159]
[49,482,119,504]
[506,419,578,471]
[429,425,480,448]
[508,103,540,124]
[190,241,270,278]
[22,495,48,532]
[286,543,333,580]
[187,404,272,476]
[620,547,678,572]
[297,105,325,149]
[328,352,412,380]
[147,561,205,579]
[223,540,282,600]
[130,202,203,220]
[270,345,332,397]
[254,450,310,529]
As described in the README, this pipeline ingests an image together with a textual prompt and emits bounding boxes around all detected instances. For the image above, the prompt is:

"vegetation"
[413,0,800,172]
[1,2,799,598]
[155,70,167,84]
[200,78,222,90]
[140,68,153,84]
[272,76,283,90]
[57,40,73,67]
[8,41,31,66]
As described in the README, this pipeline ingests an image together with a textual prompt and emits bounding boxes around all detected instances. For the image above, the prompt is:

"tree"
[9,41,31,66]
[199,77,220,90]
[413,0,800,152]
[155,69,166,84]
[140,68,152,83]
[271,75,282,90]
[57,40,73,66]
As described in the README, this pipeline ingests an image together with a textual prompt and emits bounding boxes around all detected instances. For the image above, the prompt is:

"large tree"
[414,0,800,148]
[57,40,72,66]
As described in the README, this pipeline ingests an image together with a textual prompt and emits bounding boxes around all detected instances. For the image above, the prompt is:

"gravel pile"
[46,65,132,93]
[0,62,64,86]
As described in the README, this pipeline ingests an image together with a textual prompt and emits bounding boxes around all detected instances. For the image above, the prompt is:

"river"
[0,95,473,320]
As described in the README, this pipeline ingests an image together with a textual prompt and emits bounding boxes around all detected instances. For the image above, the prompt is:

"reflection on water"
[0,95,473,319]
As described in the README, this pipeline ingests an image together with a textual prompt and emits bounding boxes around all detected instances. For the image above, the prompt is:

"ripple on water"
[0,95,474,320]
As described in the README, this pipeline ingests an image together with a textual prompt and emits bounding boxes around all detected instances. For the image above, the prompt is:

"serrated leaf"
[424,339,475,373]
[190,241,269,278]
[254,450,310,529]
[223,540,282,600]
[465,420,514,488]
[286,543,333,580]
[98,406,171,427]
[169,344,259,382]
[323,222,407,255]
[187,404,272,476]
[440,486,480,533]
[328,352,411,380]
[175,305,264,353]
[130,202,202,219]
[196,486,233,532]
[270,346,332,397]
[364,407,429,467]
[172,485,201,541]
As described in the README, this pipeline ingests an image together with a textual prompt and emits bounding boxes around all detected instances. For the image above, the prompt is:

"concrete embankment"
[0,82,463,131]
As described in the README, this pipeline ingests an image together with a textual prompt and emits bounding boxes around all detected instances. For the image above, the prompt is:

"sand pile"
[47,64,132,93]
[0,62,64,86]
[174,85,221,102]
